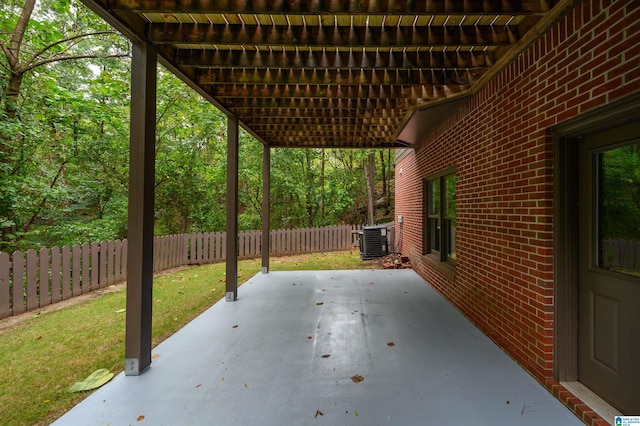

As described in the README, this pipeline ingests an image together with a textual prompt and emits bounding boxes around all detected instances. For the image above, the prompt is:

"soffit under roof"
[81,0,570,149]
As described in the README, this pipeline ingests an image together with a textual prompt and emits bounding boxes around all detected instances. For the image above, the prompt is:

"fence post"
[81,243,90,294]
[12,251,24,315]
[72,245,81,295]
[50,247,61,304]
[0,252,10,319]
[25,250,38,310]
[61,246,71,299]
[39,247,50,308]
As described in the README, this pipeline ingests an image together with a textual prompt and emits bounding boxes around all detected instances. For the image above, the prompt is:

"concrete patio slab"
[53,269,582,425]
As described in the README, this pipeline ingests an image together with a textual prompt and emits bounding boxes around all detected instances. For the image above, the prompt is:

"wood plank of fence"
[26,250,38,311]
[39,248,50,308]
[107,240,115,285]
[91,243,99,290]
[82,243,90,294]
[72,245,81,296]
[100,241,108,288]
[51,247,61,304]
[12,252,24,315]
[0,252,10,319]
[115,240,122,283]
[62,245,71,299]
[122,239,128,282]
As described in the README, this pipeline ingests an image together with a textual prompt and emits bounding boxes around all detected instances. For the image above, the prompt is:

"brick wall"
[395,1,639,422]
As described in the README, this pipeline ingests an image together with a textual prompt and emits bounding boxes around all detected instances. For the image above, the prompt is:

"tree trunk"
[379,150,387,197]
[2,0,36,119]
[321,149,325,225]
[305,150,314,228]
[365,152,375,225]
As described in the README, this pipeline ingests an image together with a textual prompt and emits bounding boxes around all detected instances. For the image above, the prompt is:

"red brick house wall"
[395,0,639,422]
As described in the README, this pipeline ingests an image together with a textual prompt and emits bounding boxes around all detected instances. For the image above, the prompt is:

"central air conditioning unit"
[359,225,388,260]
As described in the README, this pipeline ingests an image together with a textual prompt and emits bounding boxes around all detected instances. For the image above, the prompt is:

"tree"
[0,0,128,249]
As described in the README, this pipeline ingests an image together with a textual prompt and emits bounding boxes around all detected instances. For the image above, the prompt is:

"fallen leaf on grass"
[69,369,114,393]
[115,308,126,314]
[314,410,324,418]
[351,374,364,383]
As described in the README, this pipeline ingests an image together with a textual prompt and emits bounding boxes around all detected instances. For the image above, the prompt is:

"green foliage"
[601,144,640,241]
[0,1,394,253]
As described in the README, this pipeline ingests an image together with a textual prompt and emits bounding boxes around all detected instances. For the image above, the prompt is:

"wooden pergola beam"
[107,0,554,14]
[211,83,470,100]
[197,68,485,86]
[233,108,407,118]
[224,94,466,110]
[149,23,518,48]
[176,49,495,69]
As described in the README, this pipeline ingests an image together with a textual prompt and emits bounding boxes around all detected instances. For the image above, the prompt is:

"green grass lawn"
[0,250,374,425]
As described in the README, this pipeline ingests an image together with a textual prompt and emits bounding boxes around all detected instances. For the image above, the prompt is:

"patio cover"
[80,0,577,148]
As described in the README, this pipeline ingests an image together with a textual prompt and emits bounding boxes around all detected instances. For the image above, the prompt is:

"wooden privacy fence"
[603,239,640,270]
[0,224,361,319]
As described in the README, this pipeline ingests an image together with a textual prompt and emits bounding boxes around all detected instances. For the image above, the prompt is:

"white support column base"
[124,358,149,376]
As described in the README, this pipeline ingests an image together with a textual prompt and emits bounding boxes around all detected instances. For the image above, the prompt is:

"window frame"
[423,168,456,267]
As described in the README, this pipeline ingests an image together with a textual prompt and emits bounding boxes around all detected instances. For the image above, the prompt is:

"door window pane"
[597,143,640,277]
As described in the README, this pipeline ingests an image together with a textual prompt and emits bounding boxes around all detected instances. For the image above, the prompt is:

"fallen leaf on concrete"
[315,410,324,418]
[351,375,364,383]
[69,369,114,393]
[307,336,313,340]
[316,302,324,306]
[232,325,239,328]
[137,415,145,421]
[369,281,375,285]
[152,354,160,359]
[355,410,359,417]
[322,354,331,358]
[387,342,395,347]
[195,384,201,388]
